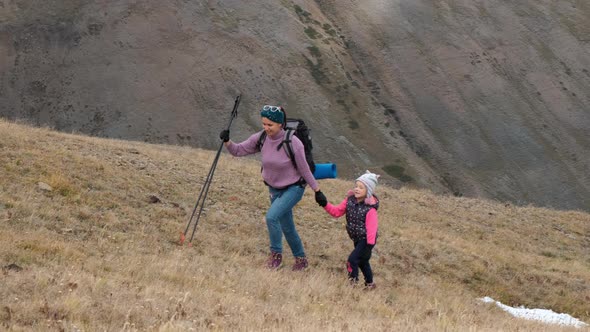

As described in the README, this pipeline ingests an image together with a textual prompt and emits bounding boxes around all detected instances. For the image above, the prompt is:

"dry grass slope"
[0,119,589,331]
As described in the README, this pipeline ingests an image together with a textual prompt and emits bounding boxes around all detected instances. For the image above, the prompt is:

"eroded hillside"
[1,0,589,210]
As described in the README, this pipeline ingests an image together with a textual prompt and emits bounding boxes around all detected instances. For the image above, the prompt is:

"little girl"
[317,170,380,289]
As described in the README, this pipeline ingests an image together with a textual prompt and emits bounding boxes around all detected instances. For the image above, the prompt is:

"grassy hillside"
[0,119,588,331]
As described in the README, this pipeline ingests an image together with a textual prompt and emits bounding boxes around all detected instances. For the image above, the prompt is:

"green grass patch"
[383,164,414,183]
[305,58,328,84]
[294,5,312,23]
[307,45,321,58]
[304,26,319,39]
[322,23,337,37]
[348,120,359,130]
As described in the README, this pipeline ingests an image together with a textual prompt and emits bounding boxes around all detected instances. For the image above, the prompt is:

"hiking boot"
[292,256,308,271]
[364,282,377,290]
[349,277,359,288]
[266,252,282,269]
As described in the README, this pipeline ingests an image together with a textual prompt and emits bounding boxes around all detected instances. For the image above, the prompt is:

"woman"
[219,105,327,271]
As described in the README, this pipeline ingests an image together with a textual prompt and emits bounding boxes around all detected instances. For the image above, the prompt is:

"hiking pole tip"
[179,231,186,246]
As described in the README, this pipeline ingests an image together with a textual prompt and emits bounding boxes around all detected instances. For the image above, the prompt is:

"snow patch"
[480,297,588,328]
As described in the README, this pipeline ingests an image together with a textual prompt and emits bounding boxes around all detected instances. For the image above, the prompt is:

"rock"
[3,263,23,272]
[37,182,53,192]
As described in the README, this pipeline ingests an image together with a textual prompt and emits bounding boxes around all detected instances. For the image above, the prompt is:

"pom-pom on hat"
[260,105,285,124]
[356,170,380,198]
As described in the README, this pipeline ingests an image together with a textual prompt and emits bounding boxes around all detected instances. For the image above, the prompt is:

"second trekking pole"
[180,94,241,246]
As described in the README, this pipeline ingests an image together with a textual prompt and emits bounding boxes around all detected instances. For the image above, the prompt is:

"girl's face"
[354,181,368,201]
[262,117,282,136]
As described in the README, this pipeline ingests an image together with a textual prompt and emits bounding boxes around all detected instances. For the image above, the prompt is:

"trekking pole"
[180,94,241,246]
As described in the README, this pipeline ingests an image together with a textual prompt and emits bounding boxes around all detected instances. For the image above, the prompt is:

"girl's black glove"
[315,191,328,207]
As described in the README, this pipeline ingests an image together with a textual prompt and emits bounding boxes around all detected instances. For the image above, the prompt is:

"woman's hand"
[219,129,230,142]
[315,191,328,207]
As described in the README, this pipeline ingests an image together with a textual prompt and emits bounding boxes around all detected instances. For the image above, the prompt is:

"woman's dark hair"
[279,107,287,128]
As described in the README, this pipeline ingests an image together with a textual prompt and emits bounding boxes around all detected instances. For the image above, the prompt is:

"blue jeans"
[266,184,306,257]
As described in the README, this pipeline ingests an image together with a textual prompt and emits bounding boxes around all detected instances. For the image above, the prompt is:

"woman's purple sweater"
[226,129,319,191]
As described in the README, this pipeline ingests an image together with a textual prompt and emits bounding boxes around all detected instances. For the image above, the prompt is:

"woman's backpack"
[256,118,316,174]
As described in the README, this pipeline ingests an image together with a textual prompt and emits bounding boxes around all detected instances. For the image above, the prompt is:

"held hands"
[219,129,230,142]
[315,190,328,207]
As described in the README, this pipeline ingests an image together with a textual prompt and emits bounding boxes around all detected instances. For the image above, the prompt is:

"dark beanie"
[260,105,285,124]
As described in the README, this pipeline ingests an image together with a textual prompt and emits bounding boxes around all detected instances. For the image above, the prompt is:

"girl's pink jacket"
[323,191,379,245]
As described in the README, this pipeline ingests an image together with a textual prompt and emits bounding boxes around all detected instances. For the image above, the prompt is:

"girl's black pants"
[347,240,374,284]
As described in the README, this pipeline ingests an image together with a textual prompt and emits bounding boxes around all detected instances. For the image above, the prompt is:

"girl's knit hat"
[356,170,380,198]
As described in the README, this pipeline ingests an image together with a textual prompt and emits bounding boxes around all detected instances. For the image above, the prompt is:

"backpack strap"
[277,129,298,170]
[256,131,267,151]
[256,131,266,173]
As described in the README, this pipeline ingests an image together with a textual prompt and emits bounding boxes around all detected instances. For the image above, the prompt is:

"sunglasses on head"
[262,105,283,112]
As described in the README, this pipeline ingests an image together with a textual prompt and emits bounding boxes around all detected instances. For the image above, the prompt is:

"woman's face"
[262,117,282,136]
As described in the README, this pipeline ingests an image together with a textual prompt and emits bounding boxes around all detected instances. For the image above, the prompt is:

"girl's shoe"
[292,256,308,271]
[364,282,377,290]
[266,252,282,269]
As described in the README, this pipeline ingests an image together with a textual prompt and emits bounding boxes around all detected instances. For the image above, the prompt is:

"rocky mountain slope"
[1,0,589,211]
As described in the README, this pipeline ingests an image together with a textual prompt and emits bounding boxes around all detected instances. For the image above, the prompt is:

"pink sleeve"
[226,131,261,156]
[323,198,347,218]
[365,209,378,245]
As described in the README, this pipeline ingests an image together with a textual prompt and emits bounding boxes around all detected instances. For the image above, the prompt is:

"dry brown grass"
[1,119,589,331]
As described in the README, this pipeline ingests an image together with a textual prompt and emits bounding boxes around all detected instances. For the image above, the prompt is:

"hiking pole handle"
[225,94,241,130]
